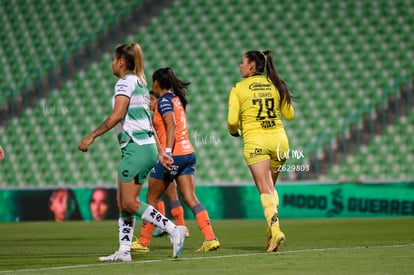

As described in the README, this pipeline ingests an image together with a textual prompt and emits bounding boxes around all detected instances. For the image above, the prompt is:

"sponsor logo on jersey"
[249,82,272,91]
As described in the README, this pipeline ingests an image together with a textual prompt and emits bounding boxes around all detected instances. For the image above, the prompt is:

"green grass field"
[0,218,413,275]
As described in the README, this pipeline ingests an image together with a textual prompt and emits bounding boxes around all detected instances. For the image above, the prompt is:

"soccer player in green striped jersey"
[78,43,185,261]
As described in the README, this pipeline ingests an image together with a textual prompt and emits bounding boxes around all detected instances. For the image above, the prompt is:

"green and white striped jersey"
[112,74,155,148]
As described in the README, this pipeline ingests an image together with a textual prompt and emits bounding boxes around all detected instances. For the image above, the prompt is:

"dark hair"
[49,189,82,221]
[244,50,295,107]
[149,89,159,98]
[152,67,190,110]
[89,188,118,220]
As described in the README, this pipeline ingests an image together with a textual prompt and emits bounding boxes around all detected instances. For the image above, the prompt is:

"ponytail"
[263,50,292,107]
[245,50,295,108]
[130,43,147,86]
[152,67,190,110]
[114,43,147,86]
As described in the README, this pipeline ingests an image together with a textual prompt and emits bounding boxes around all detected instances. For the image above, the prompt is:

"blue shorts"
[150,152,196,182]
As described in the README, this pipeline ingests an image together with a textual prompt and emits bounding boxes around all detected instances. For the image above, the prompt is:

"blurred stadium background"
[0,0,413,189]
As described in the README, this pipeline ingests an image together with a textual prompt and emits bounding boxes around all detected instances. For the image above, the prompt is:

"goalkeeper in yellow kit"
[227,50,295,252]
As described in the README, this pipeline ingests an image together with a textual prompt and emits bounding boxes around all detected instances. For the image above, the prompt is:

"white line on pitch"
[1,243,413,274]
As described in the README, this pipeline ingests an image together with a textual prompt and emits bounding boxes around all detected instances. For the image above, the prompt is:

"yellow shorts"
[243,131,289,168]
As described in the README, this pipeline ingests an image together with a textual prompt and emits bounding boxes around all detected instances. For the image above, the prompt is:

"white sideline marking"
[1,243,413,274]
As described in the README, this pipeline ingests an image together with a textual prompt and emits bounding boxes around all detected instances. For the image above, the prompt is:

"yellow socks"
[260,192,280,230]
[274,189,279,208]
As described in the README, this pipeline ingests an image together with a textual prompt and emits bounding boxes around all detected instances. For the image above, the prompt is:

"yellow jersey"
[227,75,294,136]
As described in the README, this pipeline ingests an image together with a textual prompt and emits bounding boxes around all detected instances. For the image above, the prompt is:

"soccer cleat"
[170,226,185,258]
[267,229,285,253]
[153,227,167,237]
[131,236,150,253]
[266,226,272,248]
[184,226,190,238]
[168,226,190,243]
[98,250,131,262]
[196,238,220,252]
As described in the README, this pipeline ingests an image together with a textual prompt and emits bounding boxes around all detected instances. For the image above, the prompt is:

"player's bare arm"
[78,95,129,152]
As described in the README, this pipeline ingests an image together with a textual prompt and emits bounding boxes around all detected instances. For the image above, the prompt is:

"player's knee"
[120,198,135,213]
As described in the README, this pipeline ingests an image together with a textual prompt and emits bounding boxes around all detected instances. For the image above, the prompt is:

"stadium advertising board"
[279,182,414,218]
[0,183,412,222]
